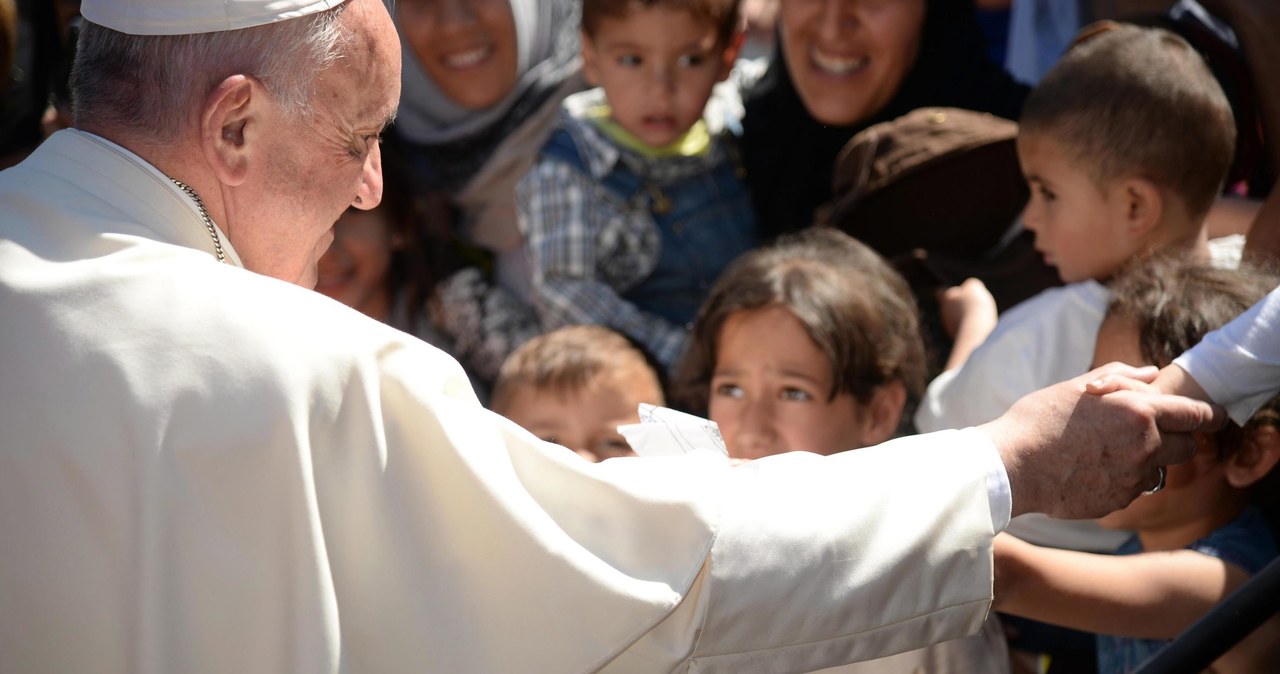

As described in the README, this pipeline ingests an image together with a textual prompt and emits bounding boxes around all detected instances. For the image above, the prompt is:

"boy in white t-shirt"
[917,23,1242,558]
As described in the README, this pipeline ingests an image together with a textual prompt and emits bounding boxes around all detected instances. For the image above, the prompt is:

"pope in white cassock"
[0,0,1223,672]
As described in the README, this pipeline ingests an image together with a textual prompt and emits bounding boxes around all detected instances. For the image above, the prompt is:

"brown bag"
[821,107,1059,313]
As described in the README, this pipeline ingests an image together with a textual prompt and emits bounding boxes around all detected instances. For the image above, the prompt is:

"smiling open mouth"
[810,47,869,75]
[443,45,492,69]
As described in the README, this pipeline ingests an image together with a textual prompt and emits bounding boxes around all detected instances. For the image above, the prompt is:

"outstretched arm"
[994,533,1247,639]
[1087,284,1280,426]
[994,533,1280,673]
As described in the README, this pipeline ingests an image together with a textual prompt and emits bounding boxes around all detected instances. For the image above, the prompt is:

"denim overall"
[541,127,758,327]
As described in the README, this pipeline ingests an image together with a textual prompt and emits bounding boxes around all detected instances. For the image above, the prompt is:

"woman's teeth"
[811,49,868,75]
[444,46,491,69]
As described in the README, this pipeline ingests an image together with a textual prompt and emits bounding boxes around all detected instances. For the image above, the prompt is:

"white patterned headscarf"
[394,0,581,187]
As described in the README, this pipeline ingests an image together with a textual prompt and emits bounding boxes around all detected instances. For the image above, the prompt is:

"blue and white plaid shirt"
[517,86,747,370]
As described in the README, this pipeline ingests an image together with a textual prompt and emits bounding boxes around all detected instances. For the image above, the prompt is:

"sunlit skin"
[397,0,519,110]
[709,305,898,460]
[779,0,925,126]
[581,5,739,148]
[497,371,662,462]
[1091,315,1247,551]
[314,206,398,321]
[1017,132,1148,284]
[179,0,401,287]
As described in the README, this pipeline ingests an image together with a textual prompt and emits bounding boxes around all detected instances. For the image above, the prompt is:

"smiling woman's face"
[779,0,926,126]
[397,0,520,110]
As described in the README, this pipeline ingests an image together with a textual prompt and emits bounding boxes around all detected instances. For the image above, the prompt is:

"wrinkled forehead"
[331,0,403,119]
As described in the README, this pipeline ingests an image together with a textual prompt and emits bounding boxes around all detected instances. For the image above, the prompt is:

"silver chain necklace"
[170,178,227,263]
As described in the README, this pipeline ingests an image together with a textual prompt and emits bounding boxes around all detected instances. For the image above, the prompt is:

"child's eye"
[617,54,641,67]
[714,383,744,399]
[595,437,633,459]
[779,387,812,402]
[1037,185,1056,202]
[677,53,706,68]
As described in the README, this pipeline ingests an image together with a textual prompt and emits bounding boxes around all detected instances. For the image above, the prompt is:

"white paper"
[617,404,728,458]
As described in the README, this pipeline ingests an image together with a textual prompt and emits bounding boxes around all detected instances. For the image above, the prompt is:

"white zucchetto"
[81,0,348,35]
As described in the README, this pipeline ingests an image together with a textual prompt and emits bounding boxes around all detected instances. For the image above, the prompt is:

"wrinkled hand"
[981,363,1226,519]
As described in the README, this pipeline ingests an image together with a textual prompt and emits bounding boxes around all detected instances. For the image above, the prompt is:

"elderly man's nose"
[353,142,383,210]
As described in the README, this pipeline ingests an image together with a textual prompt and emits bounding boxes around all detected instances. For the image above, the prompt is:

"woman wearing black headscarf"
[743,0,1029,239]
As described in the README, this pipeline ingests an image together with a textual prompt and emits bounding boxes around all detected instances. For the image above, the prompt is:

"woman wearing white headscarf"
[393,0,583,297]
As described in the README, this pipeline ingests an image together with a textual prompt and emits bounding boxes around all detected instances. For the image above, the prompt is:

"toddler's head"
[1017,23,1234,284]
[580,0,743,148]
[492,325,665,462]
[675,227,926,460]
[1091,256,1280,543]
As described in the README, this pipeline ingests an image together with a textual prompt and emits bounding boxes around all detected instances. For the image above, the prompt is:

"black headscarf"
[742,0,1030,239]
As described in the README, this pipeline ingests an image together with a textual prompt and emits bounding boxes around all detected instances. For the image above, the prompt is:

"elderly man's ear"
[200,75,259,187]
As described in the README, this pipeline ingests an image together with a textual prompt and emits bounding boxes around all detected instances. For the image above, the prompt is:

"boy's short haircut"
[581,0,741,46]
[1020,23,1235,220]
[674,226,927,416]
[1105,254,1280,458]
[491,325,664,413]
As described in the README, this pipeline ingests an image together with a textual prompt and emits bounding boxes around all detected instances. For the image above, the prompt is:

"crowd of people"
[3,0,1280,672]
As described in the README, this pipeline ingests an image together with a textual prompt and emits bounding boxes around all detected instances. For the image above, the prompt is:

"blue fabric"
[1095,508,1278,673]
[539,128,757,328]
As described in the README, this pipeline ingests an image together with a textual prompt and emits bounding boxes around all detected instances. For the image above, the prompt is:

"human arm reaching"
[1088,285,1280,426]
[994,533,1280,673]
[938,277,998,372]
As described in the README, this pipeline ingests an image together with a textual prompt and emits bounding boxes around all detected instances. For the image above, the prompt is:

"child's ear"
[859,381,907,447]
[1225,425,1280,489]
[1115,177,1164,238]
[717,31,746,82]
[580,31,602,87]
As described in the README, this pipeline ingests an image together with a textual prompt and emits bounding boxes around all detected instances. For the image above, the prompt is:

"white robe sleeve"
[1173,284,1280,425]
[0,130,1001,674]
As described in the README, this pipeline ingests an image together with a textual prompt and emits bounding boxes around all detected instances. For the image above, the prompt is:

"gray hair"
[71,4,351,144]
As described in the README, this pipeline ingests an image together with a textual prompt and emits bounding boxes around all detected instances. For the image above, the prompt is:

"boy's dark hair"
[673,226,926,417]
[581,0,741,46]
[1020,23,1235,221]
[491,325,664,414]
[1105,254,1280,461]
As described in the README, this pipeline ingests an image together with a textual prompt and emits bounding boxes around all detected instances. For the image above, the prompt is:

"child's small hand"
[938,278,998,371]
[938,278,997,340]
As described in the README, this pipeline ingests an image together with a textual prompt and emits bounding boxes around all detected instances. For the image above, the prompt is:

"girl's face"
[397,0,520,110]
[779,0,926,126]
[314,207,397,322]
[708,305,884,460]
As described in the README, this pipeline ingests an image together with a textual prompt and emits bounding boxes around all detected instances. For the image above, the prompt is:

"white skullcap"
[81,0,349,36]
